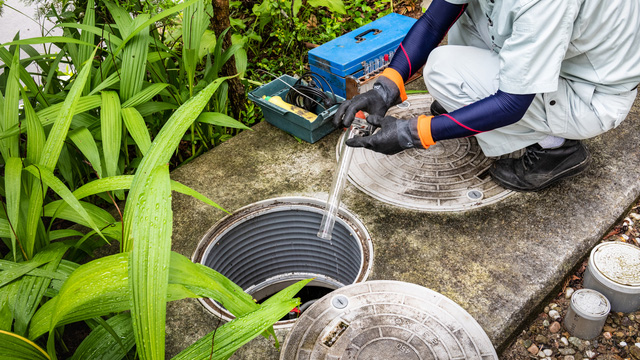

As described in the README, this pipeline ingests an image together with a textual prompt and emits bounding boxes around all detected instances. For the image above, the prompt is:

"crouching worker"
[334,0,640,192]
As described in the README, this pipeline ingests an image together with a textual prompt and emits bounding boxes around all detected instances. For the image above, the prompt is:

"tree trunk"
[211,0,246,118]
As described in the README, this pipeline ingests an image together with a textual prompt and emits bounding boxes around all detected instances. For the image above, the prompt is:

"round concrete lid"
[341,94,520,212]
[570,289,610,320]
[592,242,640,287]
[280,280,498,360]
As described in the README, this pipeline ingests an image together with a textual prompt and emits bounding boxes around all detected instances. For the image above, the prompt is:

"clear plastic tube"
[317,123,360,240]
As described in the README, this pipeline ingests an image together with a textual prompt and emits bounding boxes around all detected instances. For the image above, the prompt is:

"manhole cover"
[340,94,520,211]
[281,280,498,360]
[192,197,373,328]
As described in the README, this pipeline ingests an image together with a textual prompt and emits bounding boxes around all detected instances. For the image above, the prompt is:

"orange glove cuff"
[417,115,436,148]
[381,68,408,102]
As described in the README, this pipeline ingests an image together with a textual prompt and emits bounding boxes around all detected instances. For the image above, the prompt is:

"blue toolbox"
[308,13,417,99]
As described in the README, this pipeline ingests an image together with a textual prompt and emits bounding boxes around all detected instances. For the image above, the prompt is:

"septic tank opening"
[192,197,373,328]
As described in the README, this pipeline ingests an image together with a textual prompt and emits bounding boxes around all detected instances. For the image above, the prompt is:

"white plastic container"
[583,241,640,313]
[564,289,610,340]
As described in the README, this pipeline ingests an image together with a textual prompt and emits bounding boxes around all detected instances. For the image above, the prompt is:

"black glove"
[333,76,402,128]
[346,115,423,155]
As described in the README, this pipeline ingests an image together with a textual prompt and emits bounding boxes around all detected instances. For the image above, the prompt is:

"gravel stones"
[501,203,640,359]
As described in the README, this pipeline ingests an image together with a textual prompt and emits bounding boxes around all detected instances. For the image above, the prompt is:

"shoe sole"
[490,153,592,192]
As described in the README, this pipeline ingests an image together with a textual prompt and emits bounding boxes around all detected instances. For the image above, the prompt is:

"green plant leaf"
[147,50,174,63]
[170,180,228,213]
[135,102,178,117]
[103,1,133,38]
[59,23,121,47]
[22,47,98,259]
[70,313,135,360]
[40,47,98,170]
[111,0,200,59]
[0,260,68,281]
[68,127,103,178]
[28,252,197,341]
[198,30,217,59]
[129,164,172,360]
[122,76,233,252]
[122,84,169,108]
[0,329,50,360]
[72,176,132,200]
[25,165,105,242]
[88,73,120,96]
[119,14,150,101]
[172,298,300,360]
[13,242,70,336]
[28,252,196,340]
[78,0,95,96]
[43,200,115,232]
[308,0,346,14]
[0,37,94,48]
[5,157,22,261]
[22,88,45,166]
[121,108,152,155]
[1,47,20,160]
[100,91,122,178]
[197,112,251,130]
[234,48,247,79]
[0,258,48,288]
[0,303,13,331]
[0,47,46,106]
[0,219,11,238]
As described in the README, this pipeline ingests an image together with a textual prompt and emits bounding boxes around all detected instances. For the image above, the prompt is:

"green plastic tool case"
[308,13,417,99]
[248,75,343,143]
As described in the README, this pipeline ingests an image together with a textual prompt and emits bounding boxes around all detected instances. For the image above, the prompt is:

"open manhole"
[341,94,521,212]
[192,197,373,327]
[281,280,498,359]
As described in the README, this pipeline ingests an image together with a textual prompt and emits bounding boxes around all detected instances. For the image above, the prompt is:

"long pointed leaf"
[122,84,169,108]
[13,243,70,336]
[170,180,228,213]
[29,253,196,340]
[68,127,103,178]
[25,165,105,241]
[172,298,300,360]
[0,330,50,360]
[197,112,251,130]
[0,47,47,106]
[23,48,98,258]
[119,15,150,101]
[1,48,21,160]
[39,47,98,170]
[121,108,152,155]
[22,88,45,166]
[43,200,115,229]
[122,76,233,251]
[70,313,135,360]
[0,218,13,238]
[88,73,120,96]
[78,0,96,96]
[0,37,94,48]
[100,91,121,177]
[129,164,172,360]
[5,157,22,261]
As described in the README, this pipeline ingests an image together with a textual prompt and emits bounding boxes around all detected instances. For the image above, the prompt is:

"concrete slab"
[165,94,640,359]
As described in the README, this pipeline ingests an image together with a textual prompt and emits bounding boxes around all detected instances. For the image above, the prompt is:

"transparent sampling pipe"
[318,114,371,240]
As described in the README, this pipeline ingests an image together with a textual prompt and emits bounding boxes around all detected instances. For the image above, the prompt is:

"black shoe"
[489,140,591,192]
[430,100,448,116]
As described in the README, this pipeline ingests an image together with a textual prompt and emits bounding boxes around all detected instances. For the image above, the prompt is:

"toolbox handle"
[354,28,382,43]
